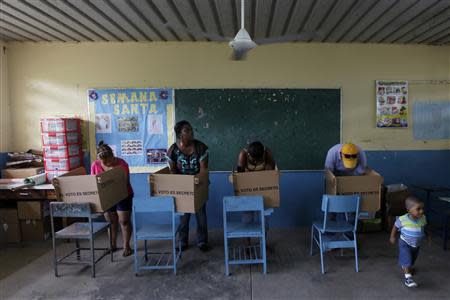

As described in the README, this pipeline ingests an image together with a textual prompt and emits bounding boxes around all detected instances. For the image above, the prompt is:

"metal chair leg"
[52,235,58,277]
[109,225,113,262]
[75,239,81,260]
[224,236,229,276]
[443,215,449,250]
[144,240,148,262]
[310,225,315,256]
[133,239,139,276]
[319,233,325,274]
[90,237,95,278]
[173,236,177,275]
[262,236,267,274]
[354,232,359,272]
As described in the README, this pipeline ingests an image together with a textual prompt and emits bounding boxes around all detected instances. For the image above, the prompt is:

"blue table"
[437,197,450,250]
[412,185,450,213]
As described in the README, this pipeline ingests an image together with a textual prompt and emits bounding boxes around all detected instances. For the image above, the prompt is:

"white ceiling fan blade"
[255,34,308,45]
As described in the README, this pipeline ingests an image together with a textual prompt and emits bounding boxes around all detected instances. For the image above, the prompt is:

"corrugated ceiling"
[0,0,449,45]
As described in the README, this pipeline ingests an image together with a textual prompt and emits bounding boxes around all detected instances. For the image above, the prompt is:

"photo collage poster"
[376,80,408,128]
[89,88,174,173]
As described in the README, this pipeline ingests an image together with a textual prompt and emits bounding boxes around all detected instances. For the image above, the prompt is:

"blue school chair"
[223,196,267,275]
[132,196,181,275]
[50,202,112,278]
[310,194,361,274]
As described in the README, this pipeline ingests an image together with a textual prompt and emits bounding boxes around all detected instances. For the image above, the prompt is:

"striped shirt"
[395,214,427,248]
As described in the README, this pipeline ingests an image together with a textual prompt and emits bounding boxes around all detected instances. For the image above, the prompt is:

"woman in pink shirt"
[91,141,133,257]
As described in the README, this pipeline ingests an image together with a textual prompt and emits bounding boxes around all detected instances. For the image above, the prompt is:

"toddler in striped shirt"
[390,196,430,288]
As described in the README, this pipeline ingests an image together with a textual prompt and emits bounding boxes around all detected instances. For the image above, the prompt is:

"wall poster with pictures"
[376,80,408,128]
[88,88,174,173]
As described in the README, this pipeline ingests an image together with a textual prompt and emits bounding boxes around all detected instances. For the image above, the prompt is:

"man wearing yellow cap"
[325,143,368,176]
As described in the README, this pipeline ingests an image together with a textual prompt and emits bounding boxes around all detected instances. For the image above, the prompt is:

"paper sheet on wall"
[413,101,450,140]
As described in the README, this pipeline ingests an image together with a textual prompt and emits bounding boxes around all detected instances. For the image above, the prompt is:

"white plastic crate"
[40,118,80,132]
[44,156,82,171]
[41,132,80,146]
[43,145,81,158]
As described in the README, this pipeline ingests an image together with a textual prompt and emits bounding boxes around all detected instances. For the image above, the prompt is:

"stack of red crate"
[40,118,83,182]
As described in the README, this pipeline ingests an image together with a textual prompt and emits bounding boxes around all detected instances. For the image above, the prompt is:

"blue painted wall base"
[131,150,450,229]
[0,152,8,178]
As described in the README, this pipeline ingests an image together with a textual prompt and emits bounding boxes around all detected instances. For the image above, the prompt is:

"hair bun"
[98,140,104,147]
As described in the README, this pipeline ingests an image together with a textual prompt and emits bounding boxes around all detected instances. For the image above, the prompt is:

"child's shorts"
[398,238,420,268]
[107,195,133,212]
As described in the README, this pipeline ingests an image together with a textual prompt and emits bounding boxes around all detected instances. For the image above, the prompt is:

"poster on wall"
[88,88,174,173]
[376,80,408,128]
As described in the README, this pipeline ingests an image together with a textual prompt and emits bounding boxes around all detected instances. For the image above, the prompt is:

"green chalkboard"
[175,89,340,170]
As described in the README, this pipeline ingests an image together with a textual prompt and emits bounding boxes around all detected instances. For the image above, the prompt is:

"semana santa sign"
[88,88,174,173]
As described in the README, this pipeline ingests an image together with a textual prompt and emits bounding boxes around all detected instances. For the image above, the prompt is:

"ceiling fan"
[164,0,305,60]
[228,0,257,60]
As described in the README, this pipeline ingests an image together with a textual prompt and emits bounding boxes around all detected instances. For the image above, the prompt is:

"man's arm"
[324,148,336,173]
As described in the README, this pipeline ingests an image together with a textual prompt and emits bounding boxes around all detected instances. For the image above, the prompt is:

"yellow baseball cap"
[341,143,359,169]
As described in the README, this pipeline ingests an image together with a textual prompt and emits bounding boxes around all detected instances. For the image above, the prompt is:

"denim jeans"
[177,203,208,246]
[399,238,420,268]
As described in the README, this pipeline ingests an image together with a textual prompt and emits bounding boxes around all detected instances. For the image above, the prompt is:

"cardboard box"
[18,201,49,220]
[149,167,209,213]
[2,167,45,179]
[1,223,21,243]
[0,208,19,224]
[58,167,87,177]
[325,169,384,212]
[0,208,21,243]
[53,167,128,212]
[228,169,280,208]
[20,217,51,241]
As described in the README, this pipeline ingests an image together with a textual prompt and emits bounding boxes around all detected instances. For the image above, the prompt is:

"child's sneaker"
[404,276,418,288]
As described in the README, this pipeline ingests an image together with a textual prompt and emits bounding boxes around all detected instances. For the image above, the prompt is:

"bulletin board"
[88,88,175,173]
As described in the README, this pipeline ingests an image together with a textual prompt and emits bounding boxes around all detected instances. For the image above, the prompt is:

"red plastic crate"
[43,144,81,158]
[44,156,82,171]
[40,118,80,133]
[41,132,80,146]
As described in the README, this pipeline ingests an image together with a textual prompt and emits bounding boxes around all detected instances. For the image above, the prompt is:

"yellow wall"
[4,42,450,152]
